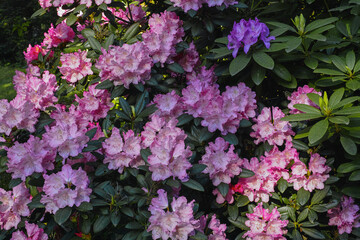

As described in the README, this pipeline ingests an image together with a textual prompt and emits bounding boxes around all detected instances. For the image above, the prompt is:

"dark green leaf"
[286,37,302,52]
[191,164,207,174]
[252,52,274,70]
[85,127,98,140]
[239,169,255,178]
[281,113,322,121]
[313,68,344,75]
[95,80,114,89]
[305,57,318,69]
[54,207,72,225]
[228,204,238,220]
[301,227,325,239]
[77,202,93,212]
[104,34,115,50]
[329,88,344,108]
[123,22,140,41]
[292,140,309,151]
[342,186,360,198]
[340,136,357,155]
[297,188,310,205]
[307,93,321,107]
[329,116,349,125]
[182,179,205,192]
[223,133,238,145]
[251,64,266,85]
[298,208,309,222]
[334,106,360,115]
[346,51,356,70]
[273,63,291,81]
[136,104,157,119]
[349,170,360,181]
[88,36,102,52]
[293,104,321,114]
[305,17,338,32]
[277,178,288,193]
[306,32,326,41]
[311,186,330,205]
[93,215,110,233]
[332,96,359,109]
[218,183,229,197]
[330,55,347,72]
[119,98,132,118]
[308,119,328,144]
[176,114,194,126]
[338,161,360,173]
[167,62,185,74]
[236,195,250,207]
[111,212,121,227]
[66,14,78,26]
[229,54,251,76]
[125,222,143,230]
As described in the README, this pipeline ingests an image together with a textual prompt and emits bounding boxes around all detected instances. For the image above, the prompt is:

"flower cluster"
[250,106,295,146]
[207,215,228,240]
[103,5,145,25]
[287,85,322,114]
[148,189,199,240]
[176,42,200,73]
[39,0,110,8]
[0,183,31,230]
[23,44,51,63]
[43,105,89,159]
[13,65,58,110]
[11,221,48,240]
[228,18,275,57]
[142,11,184,65]
[182,67,257,134]
[96,42,153,88]
[141,115,192,181]
[200,137,243,186]
[152,90,184,120]
[288,153,331,192]
[243,203,288,240]
[328,196,360,234]
[102,128,143,173]
[42,22,75,49]
[41,164,92,214]
[6,135,56,180]
[170,0,238,12]
[59,50,93,83]
[75,84,113,121]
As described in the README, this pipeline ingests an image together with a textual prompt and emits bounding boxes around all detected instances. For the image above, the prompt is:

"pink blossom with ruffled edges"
[103,5,145,25]
[142,11,184,65]
[152,90,185,120]
[59,50,93,83]
[0,183,31,230]
[23,44,52,64]
[250,106,295,146]
[288,153,330,192]
[96,42,153,88]
[200,137,243,186]
[328,196,360,234]
[102,128,143,173]
[208,215,228,240]
[11,221,48,240]
[141,115,192,182]
[243,202,288,240]
[42,22,75,49]
[287,85,322,114]
[148,189,199,240]
[41,164,91,214]
[176,42,200,73]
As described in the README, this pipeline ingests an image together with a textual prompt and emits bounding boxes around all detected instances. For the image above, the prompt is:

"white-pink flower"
[288,85,321,114]
[59,50,93,83]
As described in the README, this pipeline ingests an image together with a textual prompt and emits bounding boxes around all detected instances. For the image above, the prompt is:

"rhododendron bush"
[2,0,360,239]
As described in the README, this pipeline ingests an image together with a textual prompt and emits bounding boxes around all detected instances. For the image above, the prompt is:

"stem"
[126,0,134,22]
[323,0,332,17]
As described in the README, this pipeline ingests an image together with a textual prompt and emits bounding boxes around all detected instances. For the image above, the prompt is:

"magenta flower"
[243,203,288,240]
[250,106,295,146]
[208,215,228,240]
[200,137,243,186]
[228,18,275,57]
[96,42,153,88]
[147,189,199,240]
[23,44,50,63]
[42,22,75,49]
[11,221,48,240]
[328,196,360,234]
[176,42,200,73]
[287,85,322,114]
[41,164,92,214]
[59,50,93,83]
[152,90,185,120]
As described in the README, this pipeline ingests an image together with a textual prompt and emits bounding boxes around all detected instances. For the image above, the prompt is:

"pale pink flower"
[59,50,93,83]
[11,221,48,240]
[152,90,184,120]
[288,85,322,114]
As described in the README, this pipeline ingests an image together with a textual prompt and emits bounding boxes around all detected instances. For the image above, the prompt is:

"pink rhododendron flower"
[288,153,330,192]
[59,50,93,83]
[6,135,56,181]
[11,221,48,240]
[42,22,75,49]
[208,215,228,240]
[213,187,235,204]
[169,0,237,12]
[148,189,199,240]
[152,90,185,120]
[141,115,192,182]
[206,0,238,7]
[287,85,322,114]
[328,196,360,234]
[102,128,143,173]
[200,137,243,186]
[243,202,288,240]
[228,18,275,57]
[175,42,200,73]
[23,44,51,63]
[41,164,91,214]
[13,65,58,110]
[75,84,113,121]
[103,5,145,25]
[142,11,184,65]
[96,42,153,88]
[0,183,31,230]
[250,106,295,146]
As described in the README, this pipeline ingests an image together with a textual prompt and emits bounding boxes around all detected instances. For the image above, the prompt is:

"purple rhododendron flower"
[11,221,48,240]
[228,18,275,57]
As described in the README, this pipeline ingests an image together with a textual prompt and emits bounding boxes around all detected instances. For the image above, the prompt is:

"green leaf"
[239,169,255,178]
[218,183,229,197]
[298,208,309,222]
[251,64,266,85]
[82,28,95,38]
[66,14,78,26]
[93,215,110,233]
[111,212,121,227]
[281,113,322,121]
[167,62,185,74]
[125,222,143,230]
[311,186,330,205]
[236,195,250,207]
[88,36,102,52]
[277,178,288,193]
[95,79,114,89]
[209,47,232,59]
[313,68,345,75]
[31,8,47,18]
[287,206,296,221]
[77,202,93,212]
[123,22,140,41]
[306,32,326,41]
[304,57,318,69]
[301,227,325,239]
[340,136,357,155]
[229,54,251,76]
[136,104,157,119]
[223,133,238,145]
[293,104,321,114]
[54,207,72,225]
[307,93,321,106]
[228,204,238,220]
[330,55,347,72]
[252,52,274,70]
[338,161,360,173]
[329,116,349,125]
[191,164,207,174]
[349,170,360,181]
[292,229,303,240]
[346,79,360,91]
[346,50,356,71]
[103,34,115,50]
[273,63,291,81]
[297,187,310,205]
[342,186,360,198]
[286,37,302,53]
[308,119,329,144]
[329,88,344,109]
[119,98,132,118]
[305,17,338,32]
[182,179,204,192]
[334,106,360,115]
[292,139,309,151]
